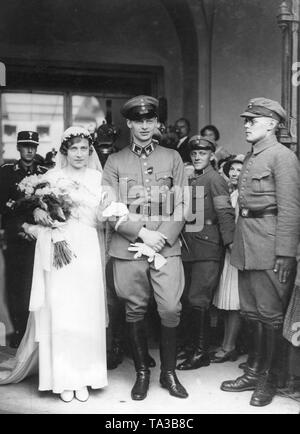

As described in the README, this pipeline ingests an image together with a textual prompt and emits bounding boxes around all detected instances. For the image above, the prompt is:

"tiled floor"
[0,350,299,414]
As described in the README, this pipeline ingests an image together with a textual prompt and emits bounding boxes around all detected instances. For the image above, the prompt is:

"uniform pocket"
[251,169,274,193]
[119,173,143,201]
[194,225,220,245]
[119,172,138,185]
[155,170,173,189]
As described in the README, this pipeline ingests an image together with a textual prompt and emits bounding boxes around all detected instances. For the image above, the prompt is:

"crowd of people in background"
[0,95,300,408]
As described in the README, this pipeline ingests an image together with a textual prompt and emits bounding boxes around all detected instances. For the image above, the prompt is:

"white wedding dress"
[0,168,107,393]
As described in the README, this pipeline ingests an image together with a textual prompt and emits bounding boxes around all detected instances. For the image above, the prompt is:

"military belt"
[130,203,168,217]
[186,218,217,226]
[239,207,278,218]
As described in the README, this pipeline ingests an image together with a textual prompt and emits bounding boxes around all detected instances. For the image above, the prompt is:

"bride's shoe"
[60,390,74,402]
[75,387,89,402]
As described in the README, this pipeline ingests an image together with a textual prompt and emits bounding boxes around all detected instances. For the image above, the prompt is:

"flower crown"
[61,126,93,145]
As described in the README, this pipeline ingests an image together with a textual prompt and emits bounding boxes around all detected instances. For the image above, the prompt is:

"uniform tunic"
[0,161,47,340]
[231,136,300,325]
[102,142,186,327]
[182,165,235,309]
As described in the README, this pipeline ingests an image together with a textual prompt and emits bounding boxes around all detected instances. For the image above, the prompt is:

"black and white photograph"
[0,0,300,416]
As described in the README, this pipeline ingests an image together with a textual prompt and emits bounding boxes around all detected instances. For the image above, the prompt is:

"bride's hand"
[33,208,53,227]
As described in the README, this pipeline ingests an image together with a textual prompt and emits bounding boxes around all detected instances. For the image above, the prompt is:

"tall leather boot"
[176,306,196,360]
[177,308,210,370]
[127,319,156,368]
[244,321,264,374]
[128,321,150,401]
[160,326,188,398]
[271,331,288,389]
[239,318,257,370]
[106,303,125,370]
[221,320,264,392]
[250,324,278,407]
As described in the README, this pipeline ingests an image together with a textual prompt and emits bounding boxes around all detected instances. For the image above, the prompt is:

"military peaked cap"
[17,131,39,146]
[188,135,216,152]
[240,97,286,123]
[121,95,159,120]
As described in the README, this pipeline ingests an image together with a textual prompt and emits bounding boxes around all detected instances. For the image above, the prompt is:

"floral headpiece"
[61,126,93,146]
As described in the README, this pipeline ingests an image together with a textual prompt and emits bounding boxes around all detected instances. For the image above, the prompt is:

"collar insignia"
[131,141,155,157]
[131,143,143,156]
[144,143,154,156]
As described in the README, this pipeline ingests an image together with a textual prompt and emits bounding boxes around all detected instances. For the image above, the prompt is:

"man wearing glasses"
[220,98,300,407]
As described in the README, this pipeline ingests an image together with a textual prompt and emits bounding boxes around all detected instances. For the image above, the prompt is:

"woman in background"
[212,155,244,362]
[200,125,231,164]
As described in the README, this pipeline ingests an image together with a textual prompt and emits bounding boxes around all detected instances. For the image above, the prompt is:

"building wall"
[0,0,185,124]
[211,0,282,155]
[0,0,285,156]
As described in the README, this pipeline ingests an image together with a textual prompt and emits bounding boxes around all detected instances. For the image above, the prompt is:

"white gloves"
[128,242,167,270]
[103,202,168,270]
[102,201,130,230]
[102,201,129,218]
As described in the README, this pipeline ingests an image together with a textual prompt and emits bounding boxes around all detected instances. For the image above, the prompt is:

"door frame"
[0,58,165,163]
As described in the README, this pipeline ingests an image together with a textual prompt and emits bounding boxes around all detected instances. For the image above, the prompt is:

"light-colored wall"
[211,0,282,155]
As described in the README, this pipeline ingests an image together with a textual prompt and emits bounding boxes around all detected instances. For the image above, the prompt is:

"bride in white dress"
[0,127,107,403]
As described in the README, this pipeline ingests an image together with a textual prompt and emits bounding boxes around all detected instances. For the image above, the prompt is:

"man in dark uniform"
[102,95,188,400]
[221,98,300,407]
[176,136,235,370]
[0,131,47,347]
[174,118,191,163]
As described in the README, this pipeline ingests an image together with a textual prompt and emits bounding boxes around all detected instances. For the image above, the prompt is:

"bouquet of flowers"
[10,174,75,222]
[8,174,81,268]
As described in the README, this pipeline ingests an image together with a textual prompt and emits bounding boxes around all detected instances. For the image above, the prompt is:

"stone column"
[277,0,300,156]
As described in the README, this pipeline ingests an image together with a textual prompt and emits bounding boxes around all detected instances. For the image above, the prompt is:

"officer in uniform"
[0,131,47,347]
[102,95,188,400]
[221,98,300,407]
[176,136,235,370]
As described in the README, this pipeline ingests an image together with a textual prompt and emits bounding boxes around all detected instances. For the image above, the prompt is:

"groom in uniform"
[103,95,188,400]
